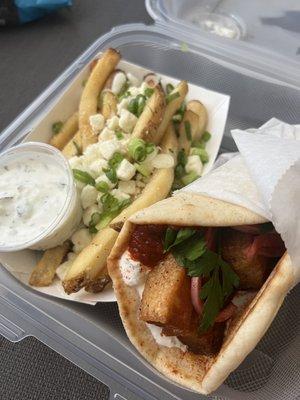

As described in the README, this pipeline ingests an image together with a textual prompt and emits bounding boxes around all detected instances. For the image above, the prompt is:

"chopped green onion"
[128,138,147,162]
[128,95,146,117]
[191,139,205,149]
[52,121,63,135]
[181,171,199,186]
[128,98,138,115]
[191,148,209,164]
[103,168,118,184]
[166,91,180,104]
[144,87,154,98]
[72,140,81,155]
[166,83,175,95]
[108,152,124,169]
[202,131,211,142]
[89,225,98,234]
[136,95,146,117]
[90,212,101,226]
[117,80,130,100]
[146,143,155,154]
[95,181,109,193]
[134,163,150,177]
[73,169,95,186]
[95,198,132,229]
[184,120,192,141]
[115,130,124,140]
[177,149,187,166]
[175,164,185,179]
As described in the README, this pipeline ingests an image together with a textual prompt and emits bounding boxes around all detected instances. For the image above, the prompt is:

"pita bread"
[108,193,295,394]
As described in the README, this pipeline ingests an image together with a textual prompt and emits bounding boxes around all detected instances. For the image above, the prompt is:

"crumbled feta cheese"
[80,185,98,209]
[88,159,108,177]
[127,72,140,87]
[68,156,83,170]
[106,116,119,130]
[71,228,92,253]
[119,109,138,133]
[151,154,175,169]
[185,155,203,175]
[83,204,100,226]
[118,180,136,195]
[111,189,131,202]
[89,113,105,134]
[111,72,126,94]
[116,159,136,181]
[128,86,140,97]
[95,174,116,189]
[117,97,131,114]
[83,143,102,162]
[99,127,115,141]
[99,139,122,160]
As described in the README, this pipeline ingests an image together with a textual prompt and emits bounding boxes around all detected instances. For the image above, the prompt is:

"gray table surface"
[0,1,151,399]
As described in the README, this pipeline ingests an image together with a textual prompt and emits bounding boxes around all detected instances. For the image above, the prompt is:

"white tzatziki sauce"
[0,154,69,247]
[119,250,187,352]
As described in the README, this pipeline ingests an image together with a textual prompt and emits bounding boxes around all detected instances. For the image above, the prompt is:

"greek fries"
[29,242,70,287]
[79,48,120,150]
[30,48,213,296]
[50,112,78,150]
[63,124,177,294]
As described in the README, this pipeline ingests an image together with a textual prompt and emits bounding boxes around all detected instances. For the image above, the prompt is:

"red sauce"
[128,224,165,267]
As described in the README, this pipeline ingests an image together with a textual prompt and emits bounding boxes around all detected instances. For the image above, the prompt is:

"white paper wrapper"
[181,118,300,285]
[0,56,230,304]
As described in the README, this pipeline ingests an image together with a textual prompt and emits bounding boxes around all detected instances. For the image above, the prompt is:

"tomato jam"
[128,224,165,267]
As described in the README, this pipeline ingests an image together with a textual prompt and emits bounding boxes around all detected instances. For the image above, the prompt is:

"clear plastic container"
[0,2,299,400]
[0,142,81,251]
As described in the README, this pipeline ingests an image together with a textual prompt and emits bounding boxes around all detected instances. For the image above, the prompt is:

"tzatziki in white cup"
[0,142,82,251]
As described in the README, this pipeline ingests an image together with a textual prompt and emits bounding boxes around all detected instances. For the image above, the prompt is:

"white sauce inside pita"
[119,251,143,286]
[119,250,187,352]
[146,323,187,351]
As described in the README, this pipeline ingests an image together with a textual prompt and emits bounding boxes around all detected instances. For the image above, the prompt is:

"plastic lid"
[146,0,300,81]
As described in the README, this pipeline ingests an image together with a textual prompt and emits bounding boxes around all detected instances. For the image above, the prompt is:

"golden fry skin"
[178,109,199,155]
[62,130,82,158]
[50,112,78,150]
[186,100,208,138]
[29,242,70,287]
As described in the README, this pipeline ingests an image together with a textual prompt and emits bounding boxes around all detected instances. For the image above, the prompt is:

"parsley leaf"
[164,227,240,331]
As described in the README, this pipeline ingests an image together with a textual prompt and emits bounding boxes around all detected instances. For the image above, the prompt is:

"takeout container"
[0,1,299,399]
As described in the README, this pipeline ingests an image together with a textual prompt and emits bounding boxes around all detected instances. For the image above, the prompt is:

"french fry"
[186,100,208,138]
[62,130,82,158]
[62,124,178,294]
[155,81,188,144]
[178,109,199,155]
[100,91,117,120]
[79,48,120,150]
[29,242,70,287]
[50,112,78,150]
[132,86,166,144]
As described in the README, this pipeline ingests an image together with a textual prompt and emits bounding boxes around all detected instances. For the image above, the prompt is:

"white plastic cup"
[0,142,82,251]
